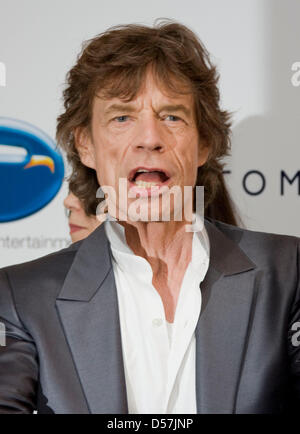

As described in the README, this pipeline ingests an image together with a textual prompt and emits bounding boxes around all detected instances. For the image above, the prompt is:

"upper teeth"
[135,180,160,187]
[136,169,150,173]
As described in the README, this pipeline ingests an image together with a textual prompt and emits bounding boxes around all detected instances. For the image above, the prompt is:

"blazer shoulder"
[207,217,300,247]
[0,241,82,298]
[206,218,300,277]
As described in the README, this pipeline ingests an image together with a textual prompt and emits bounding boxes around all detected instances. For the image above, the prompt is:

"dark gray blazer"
[0,218,299,414]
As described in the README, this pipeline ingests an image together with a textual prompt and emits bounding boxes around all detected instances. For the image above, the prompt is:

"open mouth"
[128,167,170,188]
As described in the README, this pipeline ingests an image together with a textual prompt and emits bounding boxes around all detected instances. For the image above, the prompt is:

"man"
[0,21,299,414]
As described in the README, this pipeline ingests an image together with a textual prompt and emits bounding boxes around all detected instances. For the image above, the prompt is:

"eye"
[113,115,129,123]
[64,208,71,218]
[164,115,181,122]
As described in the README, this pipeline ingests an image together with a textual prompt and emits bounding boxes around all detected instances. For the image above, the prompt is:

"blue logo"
[0,118,64,222]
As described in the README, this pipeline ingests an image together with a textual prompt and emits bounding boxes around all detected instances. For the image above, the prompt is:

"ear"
[197,142,210,167]
[74,127,96,169]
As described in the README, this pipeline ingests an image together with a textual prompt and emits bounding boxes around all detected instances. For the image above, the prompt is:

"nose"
[133,115,165,153]
[63,191,82,211]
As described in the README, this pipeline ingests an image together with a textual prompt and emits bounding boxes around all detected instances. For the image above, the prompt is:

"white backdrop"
[0,0,299,267]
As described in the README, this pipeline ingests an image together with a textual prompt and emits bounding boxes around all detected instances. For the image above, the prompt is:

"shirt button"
[152,318,163,327]
[184,320,189,328]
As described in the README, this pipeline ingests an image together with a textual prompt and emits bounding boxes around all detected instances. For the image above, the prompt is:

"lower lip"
[128,178,171,197]
[69,224,85,234]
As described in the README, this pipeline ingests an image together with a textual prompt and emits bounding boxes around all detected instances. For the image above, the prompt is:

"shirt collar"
[104,213,210,280]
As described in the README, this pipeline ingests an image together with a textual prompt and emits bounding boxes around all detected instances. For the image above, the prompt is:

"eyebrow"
[157,104,192,118]
[103,104,137,116]
[103,103,192,118]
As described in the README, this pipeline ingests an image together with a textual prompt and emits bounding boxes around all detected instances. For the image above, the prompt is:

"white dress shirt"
[104,215,210,414]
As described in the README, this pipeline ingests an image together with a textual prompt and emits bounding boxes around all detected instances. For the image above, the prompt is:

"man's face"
[77,70,209,222]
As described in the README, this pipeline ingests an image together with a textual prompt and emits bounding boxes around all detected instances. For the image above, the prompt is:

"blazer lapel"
[56,217,260,414]
[196,219,260,413]
[56,224,128,414]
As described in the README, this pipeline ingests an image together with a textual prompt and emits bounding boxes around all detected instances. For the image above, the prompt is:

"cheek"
[178,140,199,177]
[94,132,131,186]
[93,144,119,186]
[86,218,97,232]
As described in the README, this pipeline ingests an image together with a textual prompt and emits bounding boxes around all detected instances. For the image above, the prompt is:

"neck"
[119,219,193,275]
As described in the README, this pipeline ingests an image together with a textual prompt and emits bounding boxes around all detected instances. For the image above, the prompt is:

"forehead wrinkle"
[102,98,193,119]
[94,79,195,121]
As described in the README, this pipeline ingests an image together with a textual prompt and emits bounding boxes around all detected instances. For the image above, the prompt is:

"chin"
[125,201,182,223]
[71,230,88,243]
